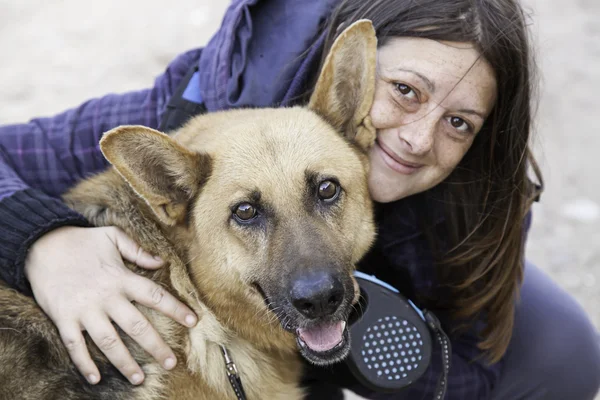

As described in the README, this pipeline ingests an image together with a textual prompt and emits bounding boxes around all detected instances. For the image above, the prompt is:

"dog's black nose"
[290,272,344,319]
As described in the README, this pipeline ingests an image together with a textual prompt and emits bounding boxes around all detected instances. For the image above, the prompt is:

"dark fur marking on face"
[229,190,262,211]
[303,169,343,215]
[228,189,280,231]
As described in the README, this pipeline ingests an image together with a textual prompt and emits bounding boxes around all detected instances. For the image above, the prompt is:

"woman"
[0,0,598,399]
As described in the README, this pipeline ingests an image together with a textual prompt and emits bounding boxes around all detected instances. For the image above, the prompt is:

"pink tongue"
[298,322,344,352]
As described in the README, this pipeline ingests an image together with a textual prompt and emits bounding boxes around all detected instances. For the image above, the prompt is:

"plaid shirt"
[0,1,505,398]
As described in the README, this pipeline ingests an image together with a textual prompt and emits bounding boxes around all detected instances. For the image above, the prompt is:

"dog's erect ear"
[308,19,377,152]
[100,126,211,226]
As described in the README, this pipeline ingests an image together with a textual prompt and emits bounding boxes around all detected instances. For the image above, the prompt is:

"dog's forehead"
[224,112,362,182]
[180,108,365,183]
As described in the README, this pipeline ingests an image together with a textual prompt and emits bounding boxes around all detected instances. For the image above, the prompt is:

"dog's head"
[100,21,377,365]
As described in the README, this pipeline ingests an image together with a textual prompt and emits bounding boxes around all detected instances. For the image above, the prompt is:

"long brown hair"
[318,0,543,362]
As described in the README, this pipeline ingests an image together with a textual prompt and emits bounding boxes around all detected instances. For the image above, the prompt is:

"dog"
[0,20,377,400]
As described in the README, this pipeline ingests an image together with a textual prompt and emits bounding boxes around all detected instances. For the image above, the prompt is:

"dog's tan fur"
[0,21,377,400]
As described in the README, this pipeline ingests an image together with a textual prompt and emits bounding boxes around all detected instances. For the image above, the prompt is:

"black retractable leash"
[346,272,452,399]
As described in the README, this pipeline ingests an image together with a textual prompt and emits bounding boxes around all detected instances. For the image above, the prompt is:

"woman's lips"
[375,140,424,175]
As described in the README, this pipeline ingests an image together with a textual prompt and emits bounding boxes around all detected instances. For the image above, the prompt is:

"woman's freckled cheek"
[370,97,395,128]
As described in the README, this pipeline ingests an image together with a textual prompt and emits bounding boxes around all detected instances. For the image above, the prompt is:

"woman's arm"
[0,48,202,384]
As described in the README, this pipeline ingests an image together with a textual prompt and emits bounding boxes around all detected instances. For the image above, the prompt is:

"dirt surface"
[1,1,598,399]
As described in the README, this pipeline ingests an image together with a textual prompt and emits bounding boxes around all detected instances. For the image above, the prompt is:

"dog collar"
[220,345,248,400]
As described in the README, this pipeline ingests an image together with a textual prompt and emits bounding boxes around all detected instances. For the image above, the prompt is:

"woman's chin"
[367,174,414,203]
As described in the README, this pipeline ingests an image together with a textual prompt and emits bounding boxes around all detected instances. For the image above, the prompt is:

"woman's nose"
[396,115,436,156]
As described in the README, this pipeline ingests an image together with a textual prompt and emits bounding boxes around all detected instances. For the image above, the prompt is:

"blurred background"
[1,0,598,398]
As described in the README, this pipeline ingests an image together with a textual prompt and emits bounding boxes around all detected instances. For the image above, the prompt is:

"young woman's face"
[368,37,497,203]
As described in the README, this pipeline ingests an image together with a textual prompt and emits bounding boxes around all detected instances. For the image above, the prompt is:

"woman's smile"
[374,139,424,175]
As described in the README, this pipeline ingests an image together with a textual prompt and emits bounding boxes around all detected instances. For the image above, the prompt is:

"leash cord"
[424,310,452,400]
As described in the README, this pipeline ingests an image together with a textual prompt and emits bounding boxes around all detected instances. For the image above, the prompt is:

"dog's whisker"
[253,302,280,326]
[354,294,367,317]
[0,327,22,334]
[253,306,275,323]
[186,253,203,265]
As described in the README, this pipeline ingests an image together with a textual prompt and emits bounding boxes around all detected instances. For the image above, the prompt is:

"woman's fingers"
[59,324,101,384]
[127,275,197,328]
[109,227,198,327]
[25,226,197,384]
[82,313,145,385]
[109,301,177,371]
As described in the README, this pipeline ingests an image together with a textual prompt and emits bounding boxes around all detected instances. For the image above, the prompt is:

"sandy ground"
[1,1,599,399]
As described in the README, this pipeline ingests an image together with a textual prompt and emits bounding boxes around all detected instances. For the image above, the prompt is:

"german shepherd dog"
[0,21,377,399]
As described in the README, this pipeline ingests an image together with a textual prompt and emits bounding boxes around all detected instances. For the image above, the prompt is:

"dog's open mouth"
[297,321,346,352]
[253,282,352,364]
[296,321,350,365]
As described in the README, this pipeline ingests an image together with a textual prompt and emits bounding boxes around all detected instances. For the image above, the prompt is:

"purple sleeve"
[0,48,201,198]
[0,48,202,293]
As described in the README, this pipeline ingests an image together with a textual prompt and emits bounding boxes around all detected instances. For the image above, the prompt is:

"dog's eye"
[234,203,257,221]
[318,180,340,202]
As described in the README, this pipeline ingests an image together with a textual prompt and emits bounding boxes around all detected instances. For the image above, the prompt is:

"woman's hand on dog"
[25,226,198,385]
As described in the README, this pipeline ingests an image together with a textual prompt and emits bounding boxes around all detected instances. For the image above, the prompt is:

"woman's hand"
[25,226,198,385]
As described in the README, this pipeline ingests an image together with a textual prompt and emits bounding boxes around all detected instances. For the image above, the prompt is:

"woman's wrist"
[0,188,90,294]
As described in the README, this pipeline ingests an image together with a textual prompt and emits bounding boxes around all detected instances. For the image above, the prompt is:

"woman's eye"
[447,116,471,133]
[394,83,417,100]
[233,202,257,221]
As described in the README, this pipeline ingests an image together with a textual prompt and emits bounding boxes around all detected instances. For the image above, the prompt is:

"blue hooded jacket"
[0,1,506,398]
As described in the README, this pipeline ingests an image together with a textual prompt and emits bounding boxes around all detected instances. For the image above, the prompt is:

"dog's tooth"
[341,321,347,331]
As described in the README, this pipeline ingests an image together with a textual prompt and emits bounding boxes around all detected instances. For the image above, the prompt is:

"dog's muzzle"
[287,270,353,364]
